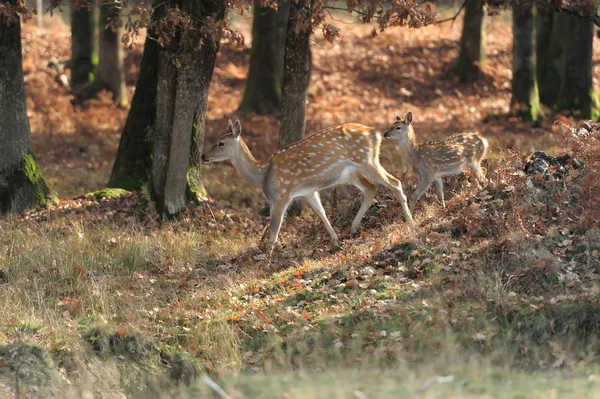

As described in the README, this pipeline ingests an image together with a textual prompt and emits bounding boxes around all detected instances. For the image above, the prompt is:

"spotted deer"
[383,111,488,213]
[202,119,413,257]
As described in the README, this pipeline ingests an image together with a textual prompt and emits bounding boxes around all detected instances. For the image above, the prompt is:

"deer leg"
[305,192,340,249]
[265,200,289,258]
[433,178,445,208]
[410,178,433,214]
[351,176,377,235]
[363,166,412,223]
[468,161,487,185]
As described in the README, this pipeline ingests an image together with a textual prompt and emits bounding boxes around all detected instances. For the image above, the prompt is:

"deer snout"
[201,153,210,164]
[383,131,391,139]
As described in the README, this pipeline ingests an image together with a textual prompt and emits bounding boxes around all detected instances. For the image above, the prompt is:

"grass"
[194,366,600,399]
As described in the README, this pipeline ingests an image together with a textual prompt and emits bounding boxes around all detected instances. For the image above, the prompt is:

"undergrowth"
[1,121,600,397]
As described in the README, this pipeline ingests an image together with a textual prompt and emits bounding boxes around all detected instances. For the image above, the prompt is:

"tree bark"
[70,2,96,91]
[151,0,225,217]
[278,0,311,149]
[277,0,311,216]
[238,3,285,115]
[275,0,291,88]
[536,11,560,108]
[556,15,596,119]
[97,0,127,107]
[107,28,158,190]
[511,6,543,122]
[455,0,485,83]
[0,1,50,213]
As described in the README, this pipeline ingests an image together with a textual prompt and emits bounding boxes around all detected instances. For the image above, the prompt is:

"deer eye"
[395,126,402,130]
[218,142,225,147]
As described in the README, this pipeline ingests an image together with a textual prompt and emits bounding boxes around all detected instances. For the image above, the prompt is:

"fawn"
[202,119,413,258]
[383,111,488,213]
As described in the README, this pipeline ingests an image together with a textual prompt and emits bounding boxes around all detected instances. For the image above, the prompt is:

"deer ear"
[228,119,235,134]
[405,111,413,125]
[232,119,242,138]
[394,111,401,121]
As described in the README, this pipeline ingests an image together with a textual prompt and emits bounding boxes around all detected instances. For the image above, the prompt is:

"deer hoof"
[330,242,344,252]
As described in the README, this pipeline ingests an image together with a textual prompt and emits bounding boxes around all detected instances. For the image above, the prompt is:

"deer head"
[201,119,243,164]
[383,111,413,141]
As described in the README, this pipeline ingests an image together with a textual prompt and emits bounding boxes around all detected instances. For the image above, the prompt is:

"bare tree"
[511,6,543,122]
[70,2,96,94]
[239,2,290,115]
[455,0,485,83]
[97,0,127,106]
[278,0,311,149]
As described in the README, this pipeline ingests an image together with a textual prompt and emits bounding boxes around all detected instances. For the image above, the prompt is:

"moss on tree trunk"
[0,153,51,213]
[0,4,50,213]
[455,0,485,83]
[511,7,544,123]
[186,121,207,204]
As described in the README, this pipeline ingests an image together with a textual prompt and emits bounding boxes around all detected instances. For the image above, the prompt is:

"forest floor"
[1,10,600,398]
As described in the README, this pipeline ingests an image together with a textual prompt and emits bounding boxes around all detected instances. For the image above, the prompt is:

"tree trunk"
[238,3,284,115]
[275,0,291,87]
[0,2,50,213]
[511,6,543,122]
[107,28,158,190]
[277,0,311,216]
[536,11,560,108]
[278,0,311,149]
[97,0,127,107]
[70,2,96,91]
[556,15,596,119]
[151,0,225,217]
[455,0,485,83]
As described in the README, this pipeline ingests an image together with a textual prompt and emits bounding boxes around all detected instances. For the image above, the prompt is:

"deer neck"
[231,139,266,188]
[397,127,419,166]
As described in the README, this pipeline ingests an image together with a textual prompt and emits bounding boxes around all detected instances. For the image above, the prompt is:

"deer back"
[263,124,380,202]
[412,132,486,175]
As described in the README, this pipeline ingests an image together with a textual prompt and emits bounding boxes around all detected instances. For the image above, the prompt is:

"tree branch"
[322,5,368,17]
[546,5,600,28]
[436,1,466,25]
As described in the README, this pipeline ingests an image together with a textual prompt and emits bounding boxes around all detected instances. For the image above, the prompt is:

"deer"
[202,119,413,258]
[383,111,488,213]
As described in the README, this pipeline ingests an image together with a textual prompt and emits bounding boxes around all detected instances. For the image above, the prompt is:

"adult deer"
[202,119,413,258]
[384,111,488,213]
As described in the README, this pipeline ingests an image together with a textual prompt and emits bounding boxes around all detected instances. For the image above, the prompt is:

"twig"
[417,375,455,394]
[206,202,218,225]
[323,5,368,18]
[436,1,465,26]
[202,375,233,399]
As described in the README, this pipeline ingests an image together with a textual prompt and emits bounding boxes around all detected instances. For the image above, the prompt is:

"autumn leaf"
[73,265,86,279]
[345,279,359,287]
